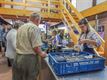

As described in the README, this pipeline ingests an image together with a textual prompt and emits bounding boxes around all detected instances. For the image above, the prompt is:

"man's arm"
[34,46,47,58]
[30,27,47,58]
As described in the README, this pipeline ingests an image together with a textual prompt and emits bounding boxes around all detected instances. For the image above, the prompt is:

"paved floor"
[0,54,12,80]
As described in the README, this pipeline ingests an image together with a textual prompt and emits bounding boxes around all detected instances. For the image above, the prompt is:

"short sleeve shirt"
[6,29,17,59]
[16,22,42,54]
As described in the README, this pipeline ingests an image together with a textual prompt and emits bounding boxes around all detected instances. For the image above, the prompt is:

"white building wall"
[76,0,93,12]
[75,0,107,12]
[97,0,107,4]
[71,0,77,8]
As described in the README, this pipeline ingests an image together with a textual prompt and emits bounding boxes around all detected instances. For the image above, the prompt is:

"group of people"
[42,18,102,54]
[0,13,47,80]
[0,12,102,80]
[0,21,26,66]
[0,24,11,54]
[0,23,16,66]
[41,29,74,52]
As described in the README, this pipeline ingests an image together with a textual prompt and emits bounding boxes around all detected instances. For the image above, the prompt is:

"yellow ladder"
[59,0,105,55]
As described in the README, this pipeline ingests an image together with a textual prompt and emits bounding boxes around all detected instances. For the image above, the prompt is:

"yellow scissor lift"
[0,0,105,56]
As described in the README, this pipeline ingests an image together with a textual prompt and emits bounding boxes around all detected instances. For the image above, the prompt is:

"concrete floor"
[0,54,12,80]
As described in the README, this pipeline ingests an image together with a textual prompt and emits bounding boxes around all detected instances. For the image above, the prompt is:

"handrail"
[65,0,83,20]
[61,11,78,44]
[64,0,105,46]
[60,2,81,34]
[60,0,105,54]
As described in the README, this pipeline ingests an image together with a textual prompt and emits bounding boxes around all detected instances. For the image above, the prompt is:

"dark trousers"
[12,54,39,80]
[7,58,14,67]
[0,41,2,52]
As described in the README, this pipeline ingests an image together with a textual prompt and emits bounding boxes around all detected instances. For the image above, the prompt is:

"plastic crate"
[49,52,105,76]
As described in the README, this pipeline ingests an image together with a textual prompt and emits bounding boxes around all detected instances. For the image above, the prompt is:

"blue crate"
[49,51,79,56]
[50,49,74,53]
[49,52,105,76]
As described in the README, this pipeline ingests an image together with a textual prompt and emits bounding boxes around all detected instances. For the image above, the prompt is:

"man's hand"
[34,47,47,58]
[40,52,47,58]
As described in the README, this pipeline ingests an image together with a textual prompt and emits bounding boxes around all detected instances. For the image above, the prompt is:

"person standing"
[0,25,3,53]
[2,24,11,54]
[12,13,47,80]
[78,18,102,54]
[5,22,23,67]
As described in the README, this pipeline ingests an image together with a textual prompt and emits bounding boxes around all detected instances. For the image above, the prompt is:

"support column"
[103,19,107,65]
[99,18,107,65]
[11,0,13,8]
[48,0,50,18]
[92,0,97,6]
[95,15,99,31]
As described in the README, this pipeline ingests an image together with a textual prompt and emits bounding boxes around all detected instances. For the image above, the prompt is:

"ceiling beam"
[0,1,60,10]
[1,14,61,22]
[0,7,61,21]
[81,1,107,17]
[0,7,33,16]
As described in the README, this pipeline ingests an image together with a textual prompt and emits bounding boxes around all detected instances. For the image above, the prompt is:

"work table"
[39,57,107,80]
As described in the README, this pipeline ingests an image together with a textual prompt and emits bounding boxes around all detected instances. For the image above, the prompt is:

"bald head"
[30,13,41,26]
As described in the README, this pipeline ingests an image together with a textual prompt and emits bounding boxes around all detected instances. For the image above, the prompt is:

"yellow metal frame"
[60,0,105,55]
[61,12,79,44]
[48,0,50,17]
[65,0,83,20]
[60,3,81,33]
[0,0,61,19]
[26,0,60,4]
[0,1,60,10]
[26,0,48,4]
[81,1,107,17]
[0,7,61,19]
[0,7,32,16]
[60,0,81,44]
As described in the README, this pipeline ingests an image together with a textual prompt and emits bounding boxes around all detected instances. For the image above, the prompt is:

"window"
[72,0,77,8]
